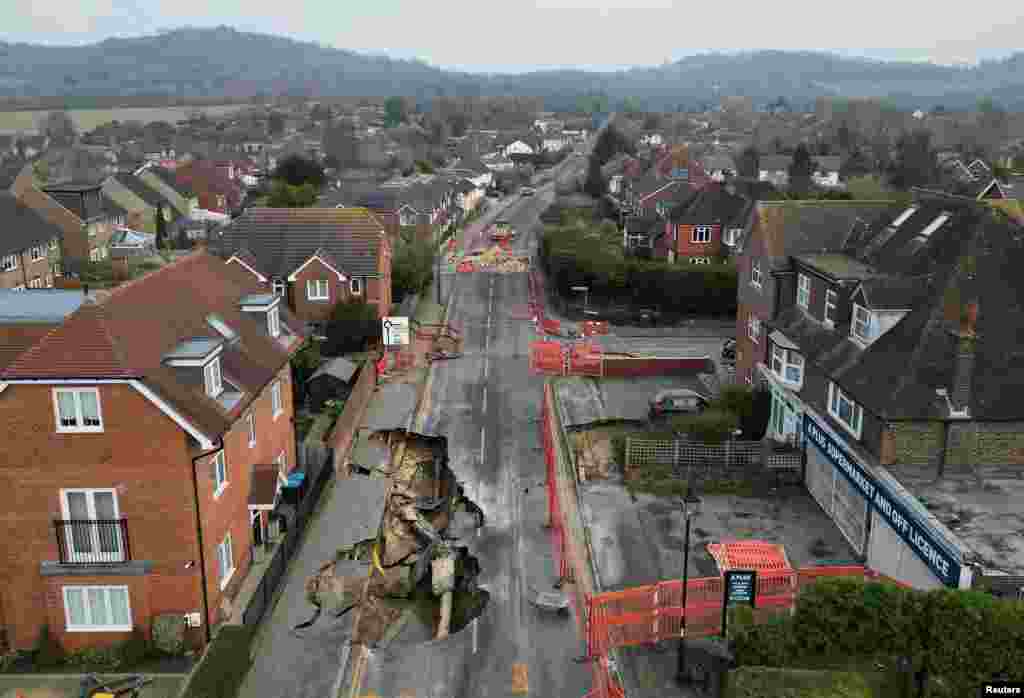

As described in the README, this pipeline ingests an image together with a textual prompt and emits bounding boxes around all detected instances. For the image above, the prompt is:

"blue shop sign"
[803,415,962,587]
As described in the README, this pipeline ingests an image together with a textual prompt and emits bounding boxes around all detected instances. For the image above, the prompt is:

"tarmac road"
[355,176,594,697]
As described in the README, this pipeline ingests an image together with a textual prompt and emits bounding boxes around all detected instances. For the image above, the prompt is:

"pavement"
[0,675,184,698]
[343,162,594,697]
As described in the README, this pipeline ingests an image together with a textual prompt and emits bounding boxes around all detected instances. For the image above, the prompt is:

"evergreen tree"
[154,203,167,249]
[788,143,816,193]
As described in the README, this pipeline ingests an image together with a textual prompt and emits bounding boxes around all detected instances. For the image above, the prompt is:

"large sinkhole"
[306,431,488,649]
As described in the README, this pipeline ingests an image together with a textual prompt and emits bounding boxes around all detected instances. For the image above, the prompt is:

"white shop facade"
[760,368,973,590]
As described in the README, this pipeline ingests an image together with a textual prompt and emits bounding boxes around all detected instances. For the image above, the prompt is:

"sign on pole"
[721,570,757,639]
[382,317,410,348]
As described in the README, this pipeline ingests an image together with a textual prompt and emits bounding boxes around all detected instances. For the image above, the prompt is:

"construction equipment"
[78,674,152,698]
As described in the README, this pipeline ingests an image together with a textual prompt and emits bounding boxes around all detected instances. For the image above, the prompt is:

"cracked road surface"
[355,175,593,697]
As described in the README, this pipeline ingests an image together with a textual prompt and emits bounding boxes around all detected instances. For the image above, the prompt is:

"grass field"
[0,104,248,133]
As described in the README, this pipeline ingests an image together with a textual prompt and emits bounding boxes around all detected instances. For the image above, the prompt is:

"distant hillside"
[3,27,1024,111]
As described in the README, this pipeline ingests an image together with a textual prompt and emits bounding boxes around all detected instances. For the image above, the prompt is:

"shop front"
[803,413,971,589]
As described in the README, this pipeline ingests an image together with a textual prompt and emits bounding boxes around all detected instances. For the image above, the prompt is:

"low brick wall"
[602,355,714,377]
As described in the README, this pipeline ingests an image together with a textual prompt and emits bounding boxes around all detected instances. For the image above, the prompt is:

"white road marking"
[473,617,479,653]
[480,426,486,462]
[483,358,489,380]
[482,385,488,413]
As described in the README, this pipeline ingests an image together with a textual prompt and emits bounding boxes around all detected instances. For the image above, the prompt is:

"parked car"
[649,389,710,417]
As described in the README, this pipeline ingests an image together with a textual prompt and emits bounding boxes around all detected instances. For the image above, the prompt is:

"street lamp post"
[677,489,703,685]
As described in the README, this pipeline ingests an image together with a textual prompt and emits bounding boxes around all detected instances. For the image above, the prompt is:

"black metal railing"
[53,519,131,564]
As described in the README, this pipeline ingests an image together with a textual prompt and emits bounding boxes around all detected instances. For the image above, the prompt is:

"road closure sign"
[724,570,757,608]
[382,316,410,347]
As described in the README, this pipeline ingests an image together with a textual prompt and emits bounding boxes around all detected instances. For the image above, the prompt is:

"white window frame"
[691,225,712,243]
[271,380,283,419]
[63,585,132,632]
[217,533,235,590]
[247,411,256,448]
[204,357,223,398]
[53,388,104,433]
[690,256,711,265]
[828,382,864,439]
[747,314,761,343]
[723,227,742,246]
[213,451,228,497]
[751,260,762,289]
[797,273,811,310]
[49,238,59,252]
[267,305,281,338]
[272,279,286,297]
[851,304,873,343]
[890,206,918,228]
[306,279,330,301]
[29,276,44,288]
[824,289,838,327]
[30,245,45,262]
[90,248,101,262]
[350,278,362,295]
[1,254,17,272]
[771,344,805,388]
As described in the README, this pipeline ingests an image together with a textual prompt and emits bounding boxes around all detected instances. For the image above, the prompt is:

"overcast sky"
[3,0,1022,72]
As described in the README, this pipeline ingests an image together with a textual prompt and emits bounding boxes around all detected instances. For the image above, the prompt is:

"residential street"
[352,175,594,697]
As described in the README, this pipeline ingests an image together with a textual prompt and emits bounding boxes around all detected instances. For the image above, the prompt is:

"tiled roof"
[147,166,195,199]
[101,192,129,218]
[41,184,106,221]
[669,184,751,226]
[216,207,385,280]
[114,173,169,209]
[2,251,303,437]
[0,192,62,256]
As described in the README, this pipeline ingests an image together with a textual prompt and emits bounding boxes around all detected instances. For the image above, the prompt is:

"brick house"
[665,184,756,264]
[0,193,64,290]
[174,160,243,215]
[0,251,304,652]
[734,200,901,386]
[11,172,121,272]
[214,207,393,333]
[752,192,1024,590]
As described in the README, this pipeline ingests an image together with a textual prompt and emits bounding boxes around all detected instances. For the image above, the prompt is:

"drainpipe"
[191,441,223,646]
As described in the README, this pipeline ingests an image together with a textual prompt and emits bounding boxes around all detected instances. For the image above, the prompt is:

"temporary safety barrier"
[584,564,891,657]
[530,341,566,375]
[581,320,610,337]
[567,342,604,377]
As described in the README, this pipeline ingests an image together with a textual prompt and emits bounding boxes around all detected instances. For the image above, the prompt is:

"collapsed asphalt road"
[353,181,593,697]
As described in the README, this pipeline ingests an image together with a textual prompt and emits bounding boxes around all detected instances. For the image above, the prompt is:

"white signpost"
[382,317,410,347]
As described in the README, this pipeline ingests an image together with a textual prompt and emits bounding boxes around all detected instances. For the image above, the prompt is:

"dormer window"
[206,314,237,342]
[272,279,286,297]
[350,278,362,295]
[824,289,838,326]
[851,304,874,343]
[204,357,223,398]
[771,345,804,388]
[890,206,918,228]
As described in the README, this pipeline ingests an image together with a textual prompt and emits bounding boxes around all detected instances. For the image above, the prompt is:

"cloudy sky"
[3,0,1022,72]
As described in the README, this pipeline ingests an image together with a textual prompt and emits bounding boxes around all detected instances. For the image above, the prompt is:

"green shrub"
[671,409,739,444]
[34,624,64,667]
[184,625,255,698]
[65,629,152,670]
[152,613,186,655]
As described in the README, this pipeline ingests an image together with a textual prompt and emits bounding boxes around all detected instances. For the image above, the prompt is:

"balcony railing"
[53,519,131,564]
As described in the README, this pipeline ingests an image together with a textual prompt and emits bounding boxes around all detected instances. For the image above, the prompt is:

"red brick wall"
[734,301,765,384]
[0,383,199,650]
[196,363,295,628]
[12,181,89,266]
[366,235,392,319]
[290,258,352,324]
[675,223,723,260]
[602,356,714,377]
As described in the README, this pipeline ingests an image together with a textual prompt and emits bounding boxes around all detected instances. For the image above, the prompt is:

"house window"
[271,380,283,418]
[204,357,223,398]
[307,279,330,301]
[824,289,838,326]
[771,345,805,386]
[723,228,742,246]
[751,260,762,289]
[917,213,950,239]
[797,274,811,310]
[267,306,281,338]
[247,412,256,448]
[272,279,286,297]
[852,304,873,343]
[217,533,235,589]
[216,195,226,209]
[11,284,25,292]
[63,586,132,632]
[61,488,121,559]
[275,451,288,498]
[30,246,45,262]
[747,314,761,343]
[691,226,712,243]
[45,274,54,288]
[29,276,44,288]
[1,254,16,271]
[828,382,863,439]
[54,388,103,433]
[213,451,228,497]
[350,278,362,295]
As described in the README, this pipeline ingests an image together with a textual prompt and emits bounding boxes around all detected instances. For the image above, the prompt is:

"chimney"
[951,299,978,415]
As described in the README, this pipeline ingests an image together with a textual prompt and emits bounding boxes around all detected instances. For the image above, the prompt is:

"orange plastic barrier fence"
[530,341,565,375]
[542,318,562,335]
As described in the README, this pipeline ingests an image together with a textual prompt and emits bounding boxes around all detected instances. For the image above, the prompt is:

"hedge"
[183,625,255,698]
[732,577,1024,697]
